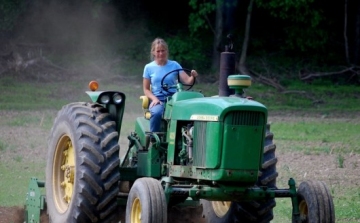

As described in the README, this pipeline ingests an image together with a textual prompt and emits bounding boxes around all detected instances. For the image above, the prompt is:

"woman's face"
[153,45,168,64]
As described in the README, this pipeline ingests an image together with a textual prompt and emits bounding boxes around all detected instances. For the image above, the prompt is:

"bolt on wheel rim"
[53,135,75,213]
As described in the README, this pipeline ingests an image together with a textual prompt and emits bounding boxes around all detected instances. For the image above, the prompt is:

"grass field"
[0,68,359,222]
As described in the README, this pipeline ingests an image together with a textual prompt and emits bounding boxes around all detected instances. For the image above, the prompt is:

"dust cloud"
[0,0,151,78]
[16,1,120,53]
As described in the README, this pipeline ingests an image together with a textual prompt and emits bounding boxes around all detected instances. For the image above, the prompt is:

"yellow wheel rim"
[52,135,75,213]
[299,200,308,221]
[211,201,231,218]
[130,197,142,223]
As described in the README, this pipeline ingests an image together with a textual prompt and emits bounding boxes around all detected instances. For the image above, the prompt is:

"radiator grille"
[226,111,262,126]
[192,121,206,167]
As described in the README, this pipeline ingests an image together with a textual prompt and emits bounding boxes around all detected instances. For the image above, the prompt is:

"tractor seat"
[140,95,151,119]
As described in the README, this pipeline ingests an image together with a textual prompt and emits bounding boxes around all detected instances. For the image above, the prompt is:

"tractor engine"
[165,86,268,185]
[177,123,194,165]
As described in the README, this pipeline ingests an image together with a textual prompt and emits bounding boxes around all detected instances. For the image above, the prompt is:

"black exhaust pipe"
[219,35,236,97]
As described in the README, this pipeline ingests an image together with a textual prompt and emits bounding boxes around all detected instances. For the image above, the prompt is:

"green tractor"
[24,43,335,223]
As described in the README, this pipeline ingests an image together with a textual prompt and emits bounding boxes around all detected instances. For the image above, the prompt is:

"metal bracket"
[24,177,45,223]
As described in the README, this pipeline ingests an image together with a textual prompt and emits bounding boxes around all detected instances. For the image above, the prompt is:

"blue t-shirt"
[143,60,182,101]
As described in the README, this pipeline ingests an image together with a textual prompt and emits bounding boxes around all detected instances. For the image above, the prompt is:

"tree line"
[1,0,359,85]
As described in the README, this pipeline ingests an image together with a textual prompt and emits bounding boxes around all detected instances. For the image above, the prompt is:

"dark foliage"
[0,0,359,84]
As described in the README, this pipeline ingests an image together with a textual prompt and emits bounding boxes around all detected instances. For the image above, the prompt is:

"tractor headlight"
[100,94,110,104]
[113,93,123,104]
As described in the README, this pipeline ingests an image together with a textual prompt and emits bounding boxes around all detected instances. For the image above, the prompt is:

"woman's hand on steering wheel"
[161,68,196,92]
[190,70,198,78]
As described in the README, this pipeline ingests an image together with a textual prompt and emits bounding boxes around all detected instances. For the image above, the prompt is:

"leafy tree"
[189,0,239,71]
[0,0,26,31]
[255,0,328,52]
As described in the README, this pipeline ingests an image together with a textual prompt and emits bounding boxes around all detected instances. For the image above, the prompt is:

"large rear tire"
[46,102,120,223]
[201,124,278,223]
[126,177,167,223]
[294,180,335,223]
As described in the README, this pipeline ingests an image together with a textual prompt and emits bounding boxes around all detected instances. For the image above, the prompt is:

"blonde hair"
[150,37,169,60]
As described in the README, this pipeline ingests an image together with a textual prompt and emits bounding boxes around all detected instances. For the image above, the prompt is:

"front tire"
[126,177,167,223]
[295,180,335,223]
[46,102,120,223]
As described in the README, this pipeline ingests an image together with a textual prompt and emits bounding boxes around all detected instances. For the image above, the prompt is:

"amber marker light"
[89,81,99,91]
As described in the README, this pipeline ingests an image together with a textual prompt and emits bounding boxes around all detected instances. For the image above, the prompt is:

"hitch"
[24,177,46,223]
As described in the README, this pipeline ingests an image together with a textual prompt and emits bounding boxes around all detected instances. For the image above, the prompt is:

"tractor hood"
[166,97,267,121]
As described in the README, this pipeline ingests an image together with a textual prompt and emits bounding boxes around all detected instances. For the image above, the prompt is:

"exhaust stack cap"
[227,75,251,95]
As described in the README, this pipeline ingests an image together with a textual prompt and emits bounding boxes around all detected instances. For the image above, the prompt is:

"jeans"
[149,102,165,132]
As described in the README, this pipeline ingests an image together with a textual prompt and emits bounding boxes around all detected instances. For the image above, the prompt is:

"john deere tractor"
[24,41,335,223]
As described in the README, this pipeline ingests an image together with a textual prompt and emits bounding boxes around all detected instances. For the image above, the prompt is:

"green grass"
[1,70,359,113]
[0,78,69,110]
[0,69,359,222]
[0,140,7,151]
[271,120,360,154]
[0,161,45,206]
[333,189,360,222]
[274,196,360,223]
[274,188,360,223]
[194,80,360,114]
[270,116,360,222]
[5,114,52,128]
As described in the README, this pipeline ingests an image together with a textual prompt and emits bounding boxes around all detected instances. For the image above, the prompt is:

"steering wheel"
[160,68,196,93]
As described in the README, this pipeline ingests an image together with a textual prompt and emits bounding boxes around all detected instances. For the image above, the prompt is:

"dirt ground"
[0,66,209,223]
[1,113,359,223]
[0,205,204,223]
[0,65,359,223]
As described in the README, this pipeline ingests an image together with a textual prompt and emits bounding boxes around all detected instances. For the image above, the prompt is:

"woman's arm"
[179,70,198,85]
[143,78,162,108]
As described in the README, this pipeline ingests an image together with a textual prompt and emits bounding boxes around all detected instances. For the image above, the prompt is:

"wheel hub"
[131,197,142,223]
[53,136,75,213]
[299,200,309,221]
[211,201,231,218]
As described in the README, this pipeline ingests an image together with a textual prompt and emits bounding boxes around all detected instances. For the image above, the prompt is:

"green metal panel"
[135,117,150,132]
[170,97,267,121]
[85,91,103,102]
[135,117,150,145]
[221,125,262,170]
[205,122,222,167]
[107,103,126,134]
[164,91,204,119]
[171,91,204,102]
[24,178,45,223]
[119,167,137,181]
[137,149,161,177]
[169,166,257,183]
